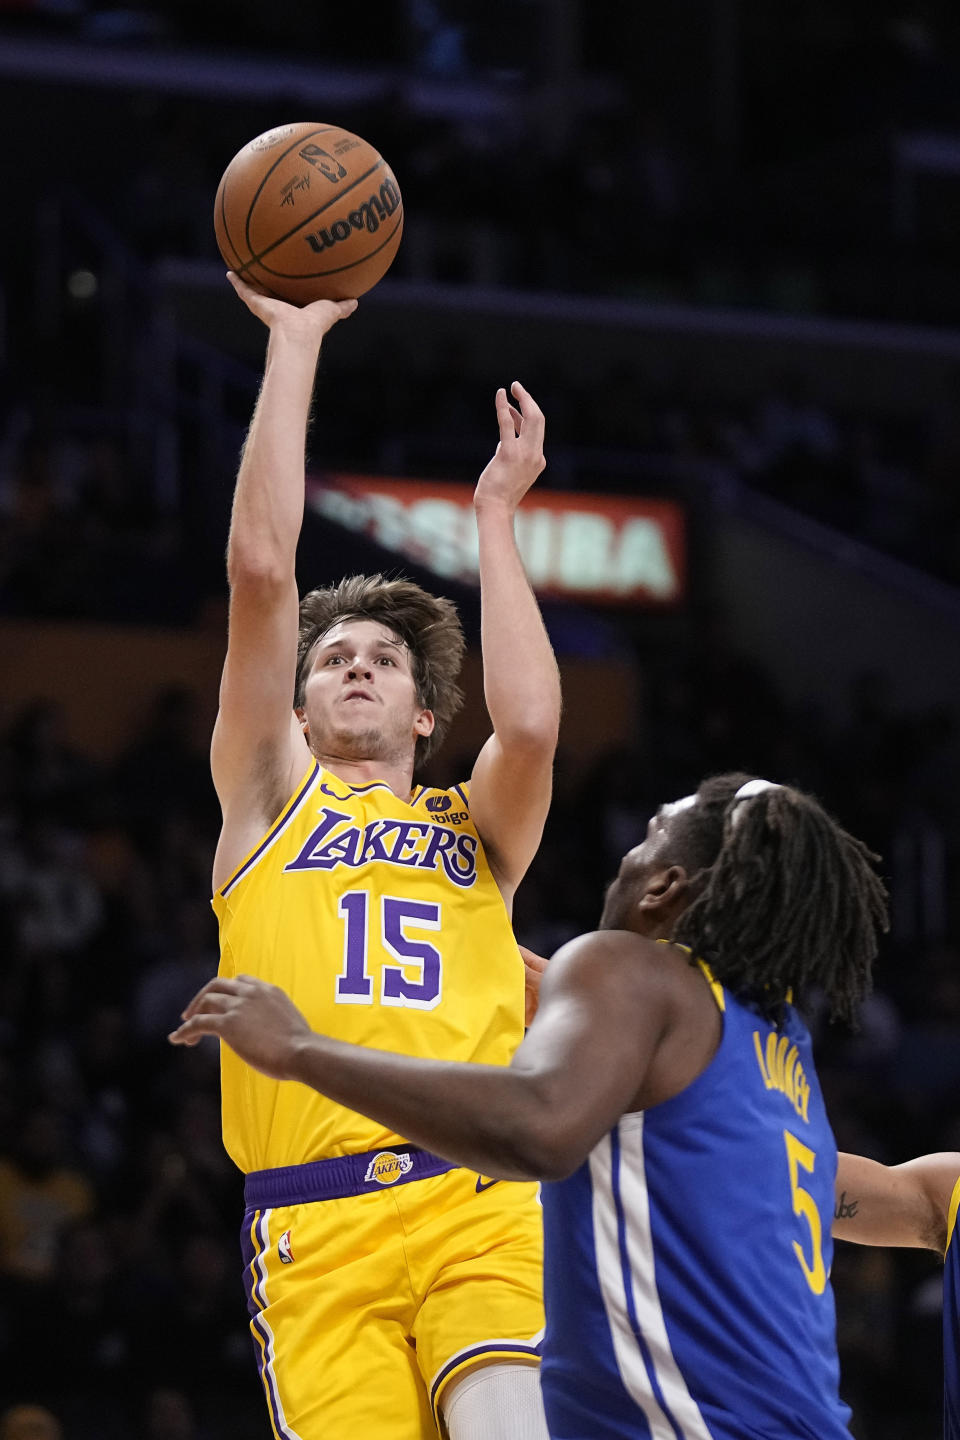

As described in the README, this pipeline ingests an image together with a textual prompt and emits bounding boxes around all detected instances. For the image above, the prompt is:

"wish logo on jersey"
[364,1151,414,1185]
[284,807,479,887]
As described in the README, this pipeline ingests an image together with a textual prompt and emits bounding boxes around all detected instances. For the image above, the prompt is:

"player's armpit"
[833,1151,960,1252]
[211,708,310,892]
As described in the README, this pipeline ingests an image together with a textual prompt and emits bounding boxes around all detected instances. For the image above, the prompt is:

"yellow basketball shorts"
[240,1146,544,1439]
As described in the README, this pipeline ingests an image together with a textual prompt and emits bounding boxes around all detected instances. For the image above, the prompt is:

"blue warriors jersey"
[213,763,526,1172]
[541,966,852,1439]
[944,1177,960,1440]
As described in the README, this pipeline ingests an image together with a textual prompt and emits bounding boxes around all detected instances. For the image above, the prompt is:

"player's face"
[299,619,434,761]
[599,795,697,931]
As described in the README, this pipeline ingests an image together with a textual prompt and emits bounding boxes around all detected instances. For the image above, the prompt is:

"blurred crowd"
[1,3,960,628]
[0,623,958,1435]
[4,3,960,320]
[313,356,960,586]
[2,359,960,627]
[0,425,190,623]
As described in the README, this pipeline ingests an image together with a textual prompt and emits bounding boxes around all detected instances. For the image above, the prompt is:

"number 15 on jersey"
[336,890,443,1010]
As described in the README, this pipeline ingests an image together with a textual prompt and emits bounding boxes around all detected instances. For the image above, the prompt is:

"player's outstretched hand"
[519,944,549,1027]
[226,271,358,342]
[475,382,546,512]
[168,974,312,1081]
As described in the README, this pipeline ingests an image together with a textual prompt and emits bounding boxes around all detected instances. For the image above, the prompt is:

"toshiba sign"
[307,476,686,606]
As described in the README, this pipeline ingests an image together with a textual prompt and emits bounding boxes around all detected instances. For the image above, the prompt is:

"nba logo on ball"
[278,1229,295,1264]
[364,1151,414,1185]
[298,144,347,183]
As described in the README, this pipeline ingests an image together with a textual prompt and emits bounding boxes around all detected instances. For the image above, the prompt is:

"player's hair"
[666,773,888,1025]
[295,574,466,768]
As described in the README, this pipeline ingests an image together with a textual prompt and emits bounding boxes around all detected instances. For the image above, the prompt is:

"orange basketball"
[213,122,403,304]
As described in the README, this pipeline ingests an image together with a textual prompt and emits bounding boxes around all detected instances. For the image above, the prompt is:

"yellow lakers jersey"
[212,762,526,1172]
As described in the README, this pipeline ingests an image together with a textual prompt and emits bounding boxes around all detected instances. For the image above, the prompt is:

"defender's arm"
[833,1151,960,1253]
[170,932,671,1182]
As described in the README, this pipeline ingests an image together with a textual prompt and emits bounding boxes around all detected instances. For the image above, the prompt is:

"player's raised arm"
[833,1151,960,1252]
[210,274,356,887]
[468,383,561,900]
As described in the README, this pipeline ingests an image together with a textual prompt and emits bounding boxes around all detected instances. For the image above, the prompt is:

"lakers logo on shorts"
[364,1151,414,1186]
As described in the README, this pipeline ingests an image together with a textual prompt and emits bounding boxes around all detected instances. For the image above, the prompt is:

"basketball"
[213,122,403,304]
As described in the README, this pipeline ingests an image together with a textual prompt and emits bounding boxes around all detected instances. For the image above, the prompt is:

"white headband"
[730,778,782,826]
[734,779,781,802]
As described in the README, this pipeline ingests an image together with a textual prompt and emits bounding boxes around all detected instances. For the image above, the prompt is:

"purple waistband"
[243,1145,456,1209]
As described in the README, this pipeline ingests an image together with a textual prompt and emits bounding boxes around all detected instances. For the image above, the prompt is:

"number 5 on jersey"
[783,1128,827,1296]
[336,890,442,1010]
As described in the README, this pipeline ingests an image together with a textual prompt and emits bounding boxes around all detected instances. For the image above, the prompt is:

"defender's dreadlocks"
[667,773,888,1026]
[295,574,466,770]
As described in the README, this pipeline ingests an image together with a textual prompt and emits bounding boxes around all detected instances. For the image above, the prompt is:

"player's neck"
[315,750,416,800]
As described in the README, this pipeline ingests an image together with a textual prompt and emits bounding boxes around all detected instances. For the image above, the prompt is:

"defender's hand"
[520,944,549,1027]
[227,271,357,342]
[475,382,546,513]
[169,975,313,1081]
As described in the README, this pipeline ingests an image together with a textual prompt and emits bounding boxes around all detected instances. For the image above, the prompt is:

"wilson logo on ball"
[304,178,401,254]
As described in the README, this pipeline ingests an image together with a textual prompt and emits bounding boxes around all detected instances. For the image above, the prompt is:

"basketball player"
[202,274,560,1439]
[173,773,888,1438]
[833,1151,960,1437]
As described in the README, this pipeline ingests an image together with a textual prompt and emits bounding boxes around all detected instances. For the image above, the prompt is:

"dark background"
[1,2,960,1436]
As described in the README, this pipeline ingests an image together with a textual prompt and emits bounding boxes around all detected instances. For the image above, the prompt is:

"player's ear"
[637,866,690,917]
[414,708,435,739]
[295,706,310,739]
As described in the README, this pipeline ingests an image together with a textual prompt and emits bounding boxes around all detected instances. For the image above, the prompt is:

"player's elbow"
[507,1094,591,1182]
[515,1132,586,1183]
[227,545,290,595]
[496,712,560,761]
[531,1141,585,1183]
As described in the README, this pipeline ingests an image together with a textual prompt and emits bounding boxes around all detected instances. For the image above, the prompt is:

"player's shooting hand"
[168,974,313,1081]
[519,944,549,1027]
[226,271,358,342]
[474,382,546,513]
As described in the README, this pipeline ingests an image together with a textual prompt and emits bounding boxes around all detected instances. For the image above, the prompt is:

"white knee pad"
[442,1362,549,1440]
